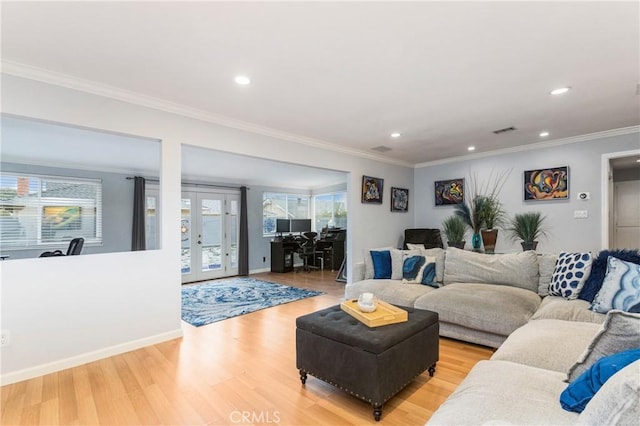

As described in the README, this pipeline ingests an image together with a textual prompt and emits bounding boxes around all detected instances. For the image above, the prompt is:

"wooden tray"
[340,299,408,327]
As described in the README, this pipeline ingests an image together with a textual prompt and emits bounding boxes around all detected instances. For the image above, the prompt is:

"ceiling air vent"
[492,126,517,135]
[371,145,392,152]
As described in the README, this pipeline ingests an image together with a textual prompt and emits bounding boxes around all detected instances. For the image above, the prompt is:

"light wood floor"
[1,270,494,425]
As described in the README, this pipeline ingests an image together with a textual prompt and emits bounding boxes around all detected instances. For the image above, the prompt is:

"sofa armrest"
[352,261,365,282]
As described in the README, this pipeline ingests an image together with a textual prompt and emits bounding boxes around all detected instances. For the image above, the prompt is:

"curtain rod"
[126,176,249,190]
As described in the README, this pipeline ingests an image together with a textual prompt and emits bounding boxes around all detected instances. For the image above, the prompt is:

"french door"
[181,190,239,283]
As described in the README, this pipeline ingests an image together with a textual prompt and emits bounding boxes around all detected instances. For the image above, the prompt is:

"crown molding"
[414,126,640,169]
[1,60,413,168]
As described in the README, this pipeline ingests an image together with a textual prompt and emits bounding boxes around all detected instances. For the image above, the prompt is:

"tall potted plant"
[507,211,548,251]
[442,215,466,249]
[454,195,487,251]
[479,196,505,253]
[454,168,511,251]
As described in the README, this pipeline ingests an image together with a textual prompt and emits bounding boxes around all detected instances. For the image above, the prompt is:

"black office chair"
[297,232,318,272]
[40,237,84,257]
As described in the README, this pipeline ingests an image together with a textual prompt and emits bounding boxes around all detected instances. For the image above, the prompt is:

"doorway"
[181,189,239,283]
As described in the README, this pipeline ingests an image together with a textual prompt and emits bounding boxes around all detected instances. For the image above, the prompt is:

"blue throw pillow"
[590,257,640,314]
[560,347,640,413]
[579,249,640,302]
[370,250,392,279]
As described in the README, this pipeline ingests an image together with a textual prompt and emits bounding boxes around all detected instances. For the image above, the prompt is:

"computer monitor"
[276,218,290,233]
[290,218,311,233]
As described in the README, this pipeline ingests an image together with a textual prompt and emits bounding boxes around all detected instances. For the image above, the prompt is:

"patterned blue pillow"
[560,347,640,413]
[579,249,640,302]
[402,255,426,283]
[402,255,437,286]
[549,252,593,300]
[590,257,640,314]
[370,250,392,279]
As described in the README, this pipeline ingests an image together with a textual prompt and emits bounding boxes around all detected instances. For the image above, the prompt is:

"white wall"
[413,132,640,254]
[0,74,414,383]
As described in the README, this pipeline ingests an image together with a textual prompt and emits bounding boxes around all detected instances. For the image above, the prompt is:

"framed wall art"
[390,187,409,212]
[524,166,569,201]
[434,178,464,206]
[362,175,384,204]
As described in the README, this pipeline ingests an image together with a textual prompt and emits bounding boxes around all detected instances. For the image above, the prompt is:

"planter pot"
[521,241,538,251]
[448,241,466,250]
[471,233,482,251]
[481,229,498,253]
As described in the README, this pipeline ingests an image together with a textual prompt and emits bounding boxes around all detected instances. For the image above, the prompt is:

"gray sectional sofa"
[346,247,640,425]
[345,247,605,348]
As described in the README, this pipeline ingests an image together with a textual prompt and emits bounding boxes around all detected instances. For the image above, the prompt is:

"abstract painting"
[435,178,464,205]
[524,166,569,200]
[391,187,409,212]
[362,175,384,204]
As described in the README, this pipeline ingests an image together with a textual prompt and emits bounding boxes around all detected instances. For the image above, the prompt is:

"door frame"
[181,186,240,283]
[600,148,640,249]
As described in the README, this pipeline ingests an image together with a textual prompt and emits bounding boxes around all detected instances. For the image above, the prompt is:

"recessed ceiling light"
[539,131,550,137]
[550,87,570,95]
[468,146,475,151]
[636,158,640,163]
[234,75,251,85]
[390,132,401,138]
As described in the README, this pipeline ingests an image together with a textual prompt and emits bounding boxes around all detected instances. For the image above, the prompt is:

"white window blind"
[0,173,102,248]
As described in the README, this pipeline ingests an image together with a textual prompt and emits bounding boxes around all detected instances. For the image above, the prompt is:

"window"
[262,192,310,235]
[314,192,347,230]
[0,173,102,248]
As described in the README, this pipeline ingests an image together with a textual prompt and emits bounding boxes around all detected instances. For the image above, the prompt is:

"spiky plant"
[454,195,489,233]
[508,212,548,243]
[442,215,467,244]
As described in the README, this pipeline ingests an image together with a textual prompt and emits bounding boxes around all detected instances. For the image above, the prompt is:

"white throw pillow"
[548,252,593,300]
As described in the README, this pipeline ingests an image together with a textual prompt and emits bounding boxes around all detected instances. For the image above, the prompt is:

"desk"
[271,241,299,272]
[315,239,345,271]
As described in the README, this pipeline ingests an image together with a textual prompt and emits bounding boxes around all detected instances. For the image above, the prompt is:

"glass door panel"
[181,197,192,277]
[200,198,222,272]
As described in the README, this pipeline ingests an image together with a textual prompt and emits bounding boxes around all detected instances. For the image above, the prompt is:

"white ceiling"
[1,1,639,166]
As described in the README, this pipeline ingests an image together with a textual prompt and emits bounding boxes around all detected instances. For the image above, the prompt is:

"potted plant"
[479,196,506,253]
[454,169,511,251]
[507,211,548,251]
[442,215,466,249]
[454,195,487,250]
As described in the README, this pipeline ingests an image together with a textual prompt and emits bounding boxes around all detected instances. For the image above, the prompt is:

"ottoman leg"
[299,369,307,385]
[373,404,382,421]
[429,364,436,377]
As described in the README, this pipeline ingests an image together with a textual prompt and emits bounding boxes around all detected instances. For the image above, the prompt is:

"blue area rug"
[181,277,325,327]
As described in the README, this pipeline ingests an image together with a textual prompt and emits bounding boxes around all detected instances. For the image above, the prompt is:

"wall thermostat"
[578,192,590,200]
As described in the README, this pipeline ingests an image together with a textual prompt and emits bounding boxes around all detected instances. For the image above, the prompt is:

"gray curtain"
[239,186,249,275]
[131,176,146,251]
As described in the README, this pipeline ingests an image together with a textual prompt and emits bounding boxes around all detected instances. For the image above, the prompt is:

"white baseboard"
[0,328,183,386]
[249,267,271,274]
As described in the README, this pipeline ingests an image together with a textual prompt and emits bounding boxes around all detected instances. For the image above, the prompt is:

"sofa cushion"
[590,256,640,314]
[414,283,540,336]
[567,310,640,382]
[538,253,559,296]
[579,249,640,302]
[549,252,593,300]
[442,248,539,292]
[491,319,601,373]
[426,360,579,425]
[561,348,640,413]
[531,296,605,324]
[344,279,435,307]
[577,360,640,425]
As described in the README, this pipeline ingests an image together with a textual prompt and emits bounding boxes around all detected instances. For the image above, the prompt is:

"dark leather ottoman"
[296,304,439,421]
